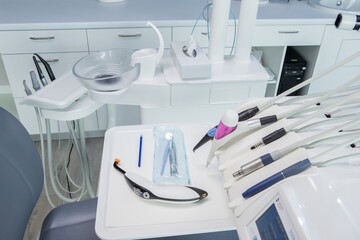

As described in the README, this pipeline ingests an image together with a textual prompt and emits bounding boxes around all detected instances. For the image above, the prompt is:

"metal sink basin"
[308,0,360,14]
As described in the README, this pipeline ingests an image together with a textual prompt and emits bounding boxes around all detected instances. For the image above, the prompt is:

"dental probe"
[113,159,208,203]
[194,50,360,152]
[250,89,360,150]
[232,118,360,178]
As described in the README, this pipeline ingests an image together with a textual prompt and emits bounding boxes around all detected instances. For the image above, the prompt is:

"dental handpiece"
[34,53,56,81]
[250,89,360,150]
[32,56,48,86]
[232,118,360,179]
[114,160,207,203]
[233,151,282,178]
[30,71,41,91]
[23,80,32,96]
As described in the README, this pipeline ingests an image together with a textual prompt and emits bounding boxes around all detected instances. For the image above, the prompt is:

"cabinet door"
[309,26,360,94]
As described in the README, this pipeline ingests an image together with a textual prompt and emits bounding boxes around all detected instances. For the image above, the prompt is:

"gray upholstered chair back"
[0,107,44,240]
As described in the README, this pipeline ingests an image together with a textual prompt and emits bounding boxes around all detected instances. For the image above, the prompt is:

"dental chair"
[0,107,99,240]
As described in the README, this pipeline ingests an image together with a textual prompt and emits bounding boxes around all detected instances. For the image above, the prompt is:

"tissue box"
[170,41,212,80]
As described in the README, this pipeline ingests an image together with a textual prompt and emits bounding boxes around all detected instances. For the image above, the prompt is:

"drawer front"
[253,25,325,46]
[87,27,172,51]
[0,30,88,54]
[173,26,236,48]
[2,52,88,97]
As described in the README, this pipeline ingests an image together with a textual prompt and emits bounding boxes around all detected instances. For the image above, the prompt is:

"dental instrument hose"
[305,131,360,149]
[277,74,360,120]
[194,50,360,152]
[45,119,85,203]
[233,118,360,178]
[250,89,360,150]
[236,74,360,138]
[312,135,360,164]
[35,108,55,208]
[255,50,360,112]
[296,113,360,133]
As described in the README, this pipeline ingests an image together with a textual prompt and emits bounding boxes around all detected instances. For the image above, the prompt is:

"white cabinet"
[2,53,88,98]
[0,29,92,135]
[308,26,360,94]
[2,52,94,134]
[0,23,333,134]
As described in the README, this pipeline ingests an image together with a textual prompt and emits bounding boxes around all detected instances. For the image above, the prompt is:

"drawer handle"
[36,59,59,63]
[201,32,208,35]
[29,36,55,40]
[278,31,299,34]
[118,34,142,38]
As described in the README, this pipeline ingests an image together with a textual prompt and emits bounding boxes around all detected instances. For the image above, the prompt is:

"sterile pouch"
[153,126,190,185]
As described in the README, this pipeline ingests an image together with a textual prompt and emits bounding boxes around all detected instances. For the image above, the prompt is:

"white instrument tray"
[20,71,87,110]
[95,123,236,240]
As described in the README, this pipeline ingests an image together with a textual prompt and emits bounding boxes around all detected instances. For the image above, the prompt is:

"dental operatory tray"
[20,71,87,110]
[96,124,235,239]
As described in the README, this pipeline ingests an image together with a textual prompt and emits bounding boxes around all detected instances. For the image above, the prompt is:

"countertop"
[0,0,337,31]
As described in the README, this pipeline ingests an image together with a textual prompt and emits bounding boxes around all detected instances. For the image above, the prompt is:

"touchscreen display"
[255,204,288,240]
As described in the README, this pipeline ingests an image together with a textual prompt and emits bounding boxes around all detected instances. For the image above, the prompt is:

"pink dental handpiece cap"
[215,109,238,140]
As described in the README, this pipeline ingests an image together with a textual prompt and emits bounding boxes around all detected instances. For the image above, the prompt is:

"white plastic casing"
[221,109,238,127]
[336,13,359,30]
[236,166,360,240]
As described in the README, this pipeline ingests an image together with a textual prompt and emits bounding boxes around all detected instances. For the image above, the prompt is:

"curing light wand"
[113,159,208,203]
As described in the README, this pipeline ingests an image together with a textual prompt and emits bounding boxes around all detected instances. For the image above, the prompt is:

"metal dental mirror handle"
[113,160,208,203]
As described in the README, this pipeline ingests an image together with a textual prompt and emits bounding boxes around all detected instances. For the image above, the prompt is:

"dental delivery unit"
[14,0,360,239]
